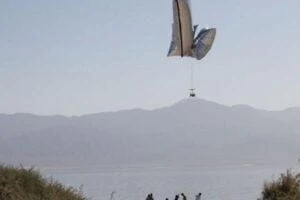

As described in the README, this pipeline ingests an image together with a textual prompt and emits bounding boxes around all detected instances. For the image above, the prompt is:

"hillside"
[0,164,87,200]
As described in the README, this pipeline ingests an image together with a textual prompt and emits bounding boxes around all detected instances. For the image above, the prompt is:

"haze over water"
[42,163,300,200]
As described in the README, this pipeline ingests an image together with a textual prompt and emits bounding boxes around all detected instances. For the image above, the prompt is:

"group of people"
[146,192,202,200]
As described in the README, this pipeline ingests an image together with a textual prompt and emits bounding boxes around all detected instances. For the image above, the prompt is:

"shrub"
[0,164,88,200]
[258,170,300,200]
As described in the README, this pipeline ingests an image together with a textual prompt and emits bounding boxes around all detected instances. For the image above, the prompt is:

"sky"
[1,0,300,115]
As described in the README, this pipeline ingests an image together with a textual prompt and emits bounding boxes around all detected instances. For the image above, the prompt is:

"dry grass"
[258,170,300,200]
[0,164,88,200]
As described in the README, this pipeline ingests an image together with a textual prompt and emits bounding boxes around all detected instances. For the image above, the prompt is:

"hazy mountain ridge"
[0,98,300,166]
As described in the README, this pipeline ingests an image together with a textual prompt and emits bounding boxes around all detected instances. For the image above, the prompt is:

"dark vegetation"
[0,164,88,200]
[258,170,300,200]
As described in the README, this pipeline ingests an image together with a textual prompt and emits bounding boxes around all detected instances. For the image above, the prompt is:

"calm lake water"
[41,163,300,200]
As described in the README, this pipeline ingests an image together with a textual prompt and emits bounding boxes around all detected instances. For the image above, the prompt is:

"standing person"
[181,193,187,200]
[110,191,116,200]
[195,193,202,200]
[146,193,154,200]
[149,193,154,200]
[174,194,179,200]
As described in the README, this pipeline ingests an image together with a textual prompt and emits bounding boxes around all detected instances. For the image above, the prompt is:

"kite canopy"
[167,0,216,60]
[193,28,216,60]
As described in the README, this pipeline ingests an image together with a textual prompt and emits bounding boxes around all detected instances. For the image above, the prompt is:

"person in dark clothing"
[150,193,154,200]
[181,193,187,200]
[146,194,150,200]
[174,194,179,200]
[195,192,202,200]
[146,193,154,200]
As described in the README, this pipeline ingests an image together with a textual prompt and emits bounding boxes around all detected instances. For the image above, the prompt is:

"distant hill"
[1,98,300,167]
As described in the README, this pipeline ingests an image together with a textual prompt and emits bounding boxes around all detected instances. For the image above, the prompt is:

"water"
[41,163,300,200]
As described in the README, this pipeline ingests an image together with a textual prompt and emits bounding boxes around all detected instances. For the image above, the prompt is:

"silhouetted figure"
[181,193,187,200]
[110,191,116,200]
[166,198,169,200]
[195,193,202,200]
[174,194,179,200]
[146,193,154,200]
[146,194,150,200]
[150,193,154,200]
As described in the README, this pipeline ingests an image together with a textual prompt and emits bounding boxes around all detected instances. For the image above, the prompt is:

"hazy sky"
[1,0,300,115]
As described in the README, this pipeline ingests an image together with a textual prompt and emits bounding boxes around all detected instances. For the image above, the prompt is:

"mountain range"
[0,98,299,167]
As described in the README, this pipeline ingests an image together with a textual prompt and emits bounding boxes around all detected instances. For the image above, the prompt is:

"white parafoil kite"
[167,0,216,60]
[167,0,216,97]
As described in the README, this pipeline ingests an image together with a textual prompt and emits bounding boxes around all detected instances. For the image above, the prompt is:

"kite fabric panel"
[193,28,216,60]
